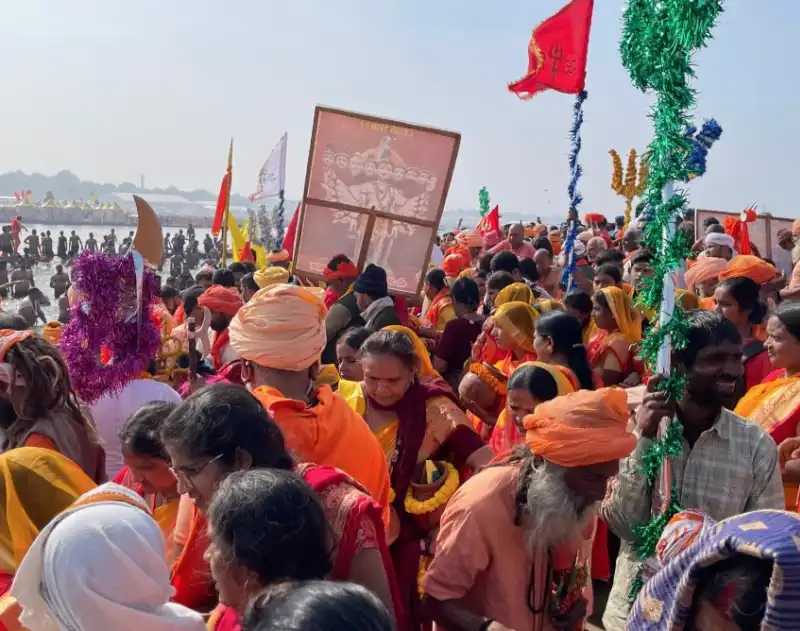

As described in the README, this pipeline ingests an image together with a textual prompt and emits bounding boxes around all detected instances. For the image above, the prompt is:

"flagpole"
[221,139,233,267]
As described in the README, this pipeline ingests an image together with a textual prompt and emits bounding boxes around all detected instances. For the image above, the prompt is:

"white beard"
[521,461,597,555]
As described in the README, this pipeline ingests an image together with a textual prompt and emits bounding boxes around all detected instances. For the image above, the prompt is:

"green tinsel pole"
[478,187,491,217]
[620,0,724,600]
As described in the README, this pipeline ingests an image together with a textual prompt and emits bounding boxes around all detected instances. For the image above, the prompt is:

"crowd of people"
[1,210,800,631]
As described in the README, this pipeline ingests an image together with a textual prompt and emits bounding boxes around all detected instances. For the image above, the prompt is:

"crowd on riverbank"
[1,212,799,631]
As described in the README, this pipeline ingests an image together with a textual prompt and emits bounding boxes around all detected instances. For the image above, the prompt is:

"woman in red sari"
[113,401,182,565]
[587,287,641,386]
[713,277,771,391]
[159,383,400,629]
[735,301,800,509]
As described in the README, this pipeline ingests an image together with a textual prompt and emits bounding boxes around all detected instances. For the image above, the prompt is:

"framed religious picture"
[292,106,461,297]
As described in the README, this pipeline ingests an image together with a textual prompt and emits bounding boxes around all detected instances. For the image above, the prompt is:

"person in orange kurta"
[423,388,637,631]
[228,283,391,526]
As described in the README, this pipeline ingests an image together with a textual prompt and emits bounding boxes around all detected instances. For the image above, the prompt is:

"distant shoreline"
[0,207,212,229]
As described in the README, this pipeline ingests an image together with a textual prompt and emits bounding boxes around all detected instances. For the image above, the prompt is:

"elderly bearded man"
[423,388,636,631]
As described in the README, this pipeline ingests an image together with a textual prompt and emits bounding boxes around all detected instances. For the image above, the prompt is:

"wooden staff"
[187,316,197,382]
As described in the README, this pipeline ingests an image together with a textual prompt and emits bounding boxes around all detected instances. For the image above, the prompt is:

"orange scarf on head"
[524,387,636,467]
[210,329,230,370]
[425,289,453,328]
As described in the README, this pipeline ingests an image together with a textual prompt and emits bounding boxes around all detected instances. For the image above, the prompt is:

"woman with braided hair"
[0,330,105,483]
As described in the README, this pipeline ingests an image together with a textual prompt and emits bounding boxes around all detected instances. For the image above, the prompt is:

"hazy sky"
[1,1,797,220]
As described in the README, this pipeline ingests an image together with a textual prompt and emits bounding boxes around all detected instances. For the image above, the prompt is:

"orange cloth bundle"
[524,387,636,467]
[717,255,778,284]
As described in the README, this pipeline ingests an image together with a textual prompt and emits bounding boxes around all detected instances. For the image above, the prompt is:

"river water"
[8,223,215,322]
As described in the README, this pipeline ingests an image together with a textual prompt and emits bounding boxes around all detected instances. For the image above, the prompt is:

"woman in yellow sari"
[339,327,490,628]
[588,286,642,386]
[0,448,95,631]
[734,302,800,509]
[113,402,181,564]
[339,325,481,459]
[492,301,540,376]
[495,282,534,306]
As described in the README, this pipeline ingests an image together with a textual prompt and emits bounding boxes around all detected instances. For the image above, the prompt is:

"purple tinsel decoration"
[60,251,160,404]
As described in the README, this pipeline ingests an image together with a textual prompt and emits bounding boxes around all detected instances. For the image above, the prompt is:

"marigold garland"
[620,0,724,600]
[404,461,459,515]
[468,363,508,396]
[417,555,431,596]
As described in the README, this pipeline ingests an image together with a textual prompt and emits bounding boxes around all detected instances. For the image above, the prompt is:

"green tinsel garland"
[620,0,723,600]
[478,187,491,217]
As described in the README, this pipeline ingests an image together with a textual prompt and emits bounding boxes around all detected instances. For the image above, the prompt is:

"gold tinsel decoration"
[609,148,648,229]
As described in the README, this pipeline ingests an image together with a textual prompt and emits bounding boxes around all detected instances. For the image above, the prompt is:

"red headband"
[324,260,359,281]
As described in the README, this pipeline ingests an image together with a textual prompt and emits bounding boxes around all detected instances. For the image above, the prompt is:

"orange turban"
[683,256,727,294]
[548,231,562,256]
[266,249,290,263]
[718,255,778,285]
[456,230,482,248]
[197,285,243,318]
[229,284,326,371]
[442,254,464,278]
[524,387,636,467]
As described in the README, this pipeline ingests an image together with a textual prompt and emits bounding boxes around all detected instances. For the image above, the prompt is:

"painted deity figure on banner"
[319,136,436,221]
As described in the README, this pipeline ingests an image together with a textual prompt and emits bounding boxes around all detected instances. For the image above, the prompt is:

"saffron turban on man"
[253,266,290,289]
[197,285,243,318]
[229,284,326,371]
[266,249,290,263]
[456,230,482,248]
[442,254,464,278]
[704,232,735,249]
[718,254,778,285]
[322,257,358,282]
[684,256,727,294]
[524,387,636,467]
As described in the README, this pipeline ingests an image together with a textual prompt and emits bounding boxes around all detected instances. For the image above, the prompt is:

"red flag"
[281,203,301,258]
[475,205,500,236]
[239,241,255,263]
[212,139,233,236]
[723,205,757,256]
[508,0,594,100]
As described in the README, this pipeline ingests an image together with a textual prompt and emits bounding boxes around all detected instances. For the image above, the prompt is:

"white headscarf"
[704,232,735,249]
[11,483,205,631]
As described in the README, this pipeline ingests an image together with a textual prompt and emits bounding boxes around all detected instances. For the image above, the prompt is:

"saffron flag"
[475,205,500,236]
[281,203,301,258]
[508,0,594,100]
[212,139,233,236]
[227,212,247,263]
[249,133,287,202]
[723,205,757,256]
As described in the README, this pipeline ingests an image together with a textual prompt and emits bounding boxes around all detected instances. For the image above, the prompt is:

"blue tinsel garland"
[560,90,587,289]
[683,118,722,181]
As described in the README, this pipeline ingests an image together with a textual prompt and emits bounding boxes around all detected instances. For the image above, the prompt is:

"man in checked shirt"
[601,310,784,631]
